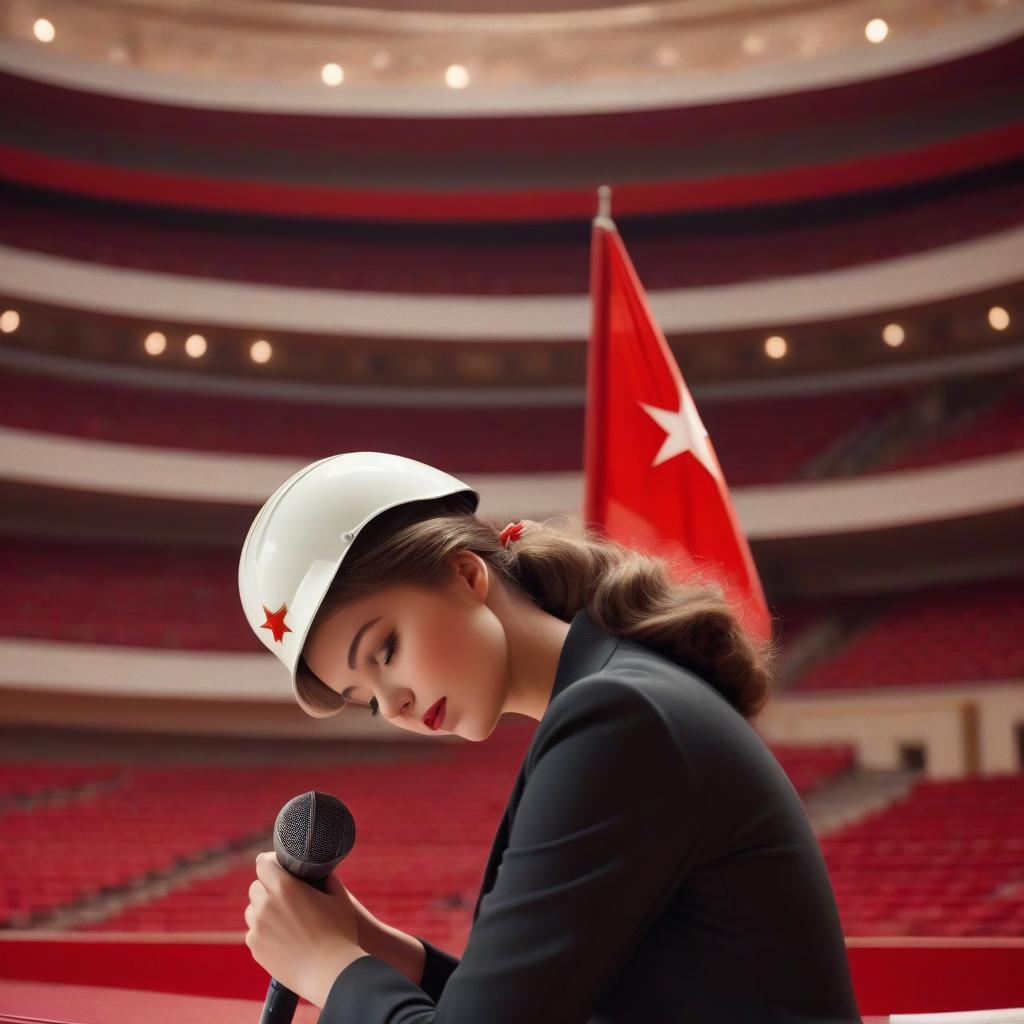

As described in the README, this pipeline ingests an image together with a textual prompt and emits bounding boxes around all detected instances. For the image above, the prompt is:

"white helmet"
[238,451,479,716]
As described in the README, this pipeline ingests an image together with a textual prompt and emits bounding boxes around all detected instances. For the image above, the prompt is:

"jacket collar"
[470,605,621,924]
[547,605,621,706]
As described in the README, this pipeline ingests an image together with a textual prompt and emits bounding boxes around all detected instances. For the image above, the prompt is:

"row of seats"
[0,722,536,927]
[11,754,1020,940]
[793,576,1024,691]
[2,168,1022,294]
[0,762,123,800]
[5,367,1018,484]
[87,767,1020,941]
[1,535,257,650]
[4,535,1018,695]
[820,772,1024,936]
[880,386,1024,472]
[0,739,852,931]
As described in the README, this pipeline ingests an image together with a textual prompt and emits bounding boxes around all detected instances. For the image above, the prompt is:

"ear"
[449,550,489,603]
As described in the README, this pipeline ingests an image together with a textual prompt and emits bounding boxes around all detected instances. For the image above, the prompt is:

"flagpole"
[594,184,614,230]
[584,185,614,535]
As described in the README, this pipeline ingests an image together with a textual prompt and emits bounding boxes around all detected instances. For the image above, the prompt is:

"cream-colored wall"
[976,685,1024,774]
[4,661,1020,770]
[759,681,1024,779]
[2,424,1022,539]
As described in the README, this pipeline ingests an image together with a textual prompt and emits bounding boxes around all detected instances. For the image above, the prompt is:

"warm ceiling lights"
[988,306,1010,330]
[0,309,20,333]
[185,333,207,358]
[250,339,272,364]
[32,18,55,42]
[445,64,470,89]
[764,335,787,359]
[144,331,167,355]
[741,33,766,56]
[882,323,905,347]
[865,18,889,43]
[321,63,344,86]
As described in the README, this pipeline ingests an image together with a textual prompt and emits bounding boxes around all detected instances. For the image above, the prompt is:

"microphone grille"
[276,790,356,866]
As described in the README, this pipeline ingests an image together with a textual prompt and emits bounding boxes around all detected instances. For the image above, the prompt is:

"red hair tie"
[499,521,525,547]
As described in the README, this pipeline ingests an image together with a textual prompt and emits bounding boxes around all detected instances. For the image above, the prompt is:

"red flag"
[583,207,771,643]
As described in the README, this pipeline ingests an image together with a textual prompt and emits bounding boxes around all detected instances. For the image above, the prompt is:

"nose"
[378,688,414,722]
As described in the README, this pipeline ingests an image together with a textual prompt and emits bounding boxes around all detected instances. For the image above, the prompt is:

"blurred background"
[0,0,1022,1011]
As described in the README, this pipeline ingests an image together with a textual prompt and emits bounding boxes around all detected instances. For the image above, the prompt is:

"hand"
[245,850,370,1008]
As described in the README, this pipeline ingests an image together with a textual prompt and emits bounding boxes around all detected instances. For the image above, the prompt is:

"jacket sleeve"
[317,679,702,1024]
[415,935,460,1002]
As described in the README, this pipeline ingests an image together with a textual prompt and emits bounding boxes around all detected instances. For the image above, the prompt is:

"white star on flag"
[638,377,721,480]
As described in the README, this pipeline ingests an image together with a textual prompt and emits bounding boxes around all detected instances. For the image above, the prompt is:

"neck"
[494,588,571,722]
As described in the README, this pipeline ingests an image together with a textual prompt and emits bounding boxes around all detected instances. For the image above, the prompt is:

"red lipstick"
[423,697,446,731]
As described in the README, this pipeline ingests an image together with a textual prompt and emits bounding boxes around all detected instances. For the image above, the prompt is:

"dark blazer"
[319,606,863,1023]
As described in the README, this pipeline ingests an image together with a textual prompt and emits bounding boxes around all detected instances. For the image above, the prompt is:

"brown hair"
[295,495,780,720]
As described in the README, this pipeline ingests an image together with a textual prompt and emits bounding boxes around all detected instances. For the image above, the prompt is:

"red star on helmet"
[260,602,292,643]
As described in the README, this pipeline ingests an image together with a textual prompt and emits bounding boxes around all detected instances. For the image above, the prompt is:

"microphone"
[258,790,357,1024]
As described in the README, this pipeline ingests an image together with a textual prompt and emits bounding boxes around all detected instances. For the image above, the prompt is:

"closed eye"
[381,630,398,667]
[342,630,397,717]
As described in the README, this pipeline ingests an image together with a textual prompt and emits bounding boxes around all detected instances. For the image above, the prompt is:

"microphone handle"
[257,874,330,1024]
[259,979,299,1024]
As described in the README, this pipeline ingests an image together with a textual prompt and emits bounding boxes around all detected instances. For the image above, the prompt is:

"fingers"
[246,853,278,941]
[254,850,285,888]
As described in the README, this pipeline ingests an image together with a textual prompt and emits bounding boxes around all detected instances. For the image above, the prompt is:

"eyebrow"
[346,615,383,684]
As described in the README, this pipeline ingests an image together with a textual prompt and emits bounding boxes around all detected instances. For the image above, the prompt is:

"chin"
[463,711,503,743]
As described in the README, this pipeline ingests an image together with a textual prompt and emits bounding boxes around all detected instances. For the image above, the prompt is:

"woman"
[239,451,863,1023]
